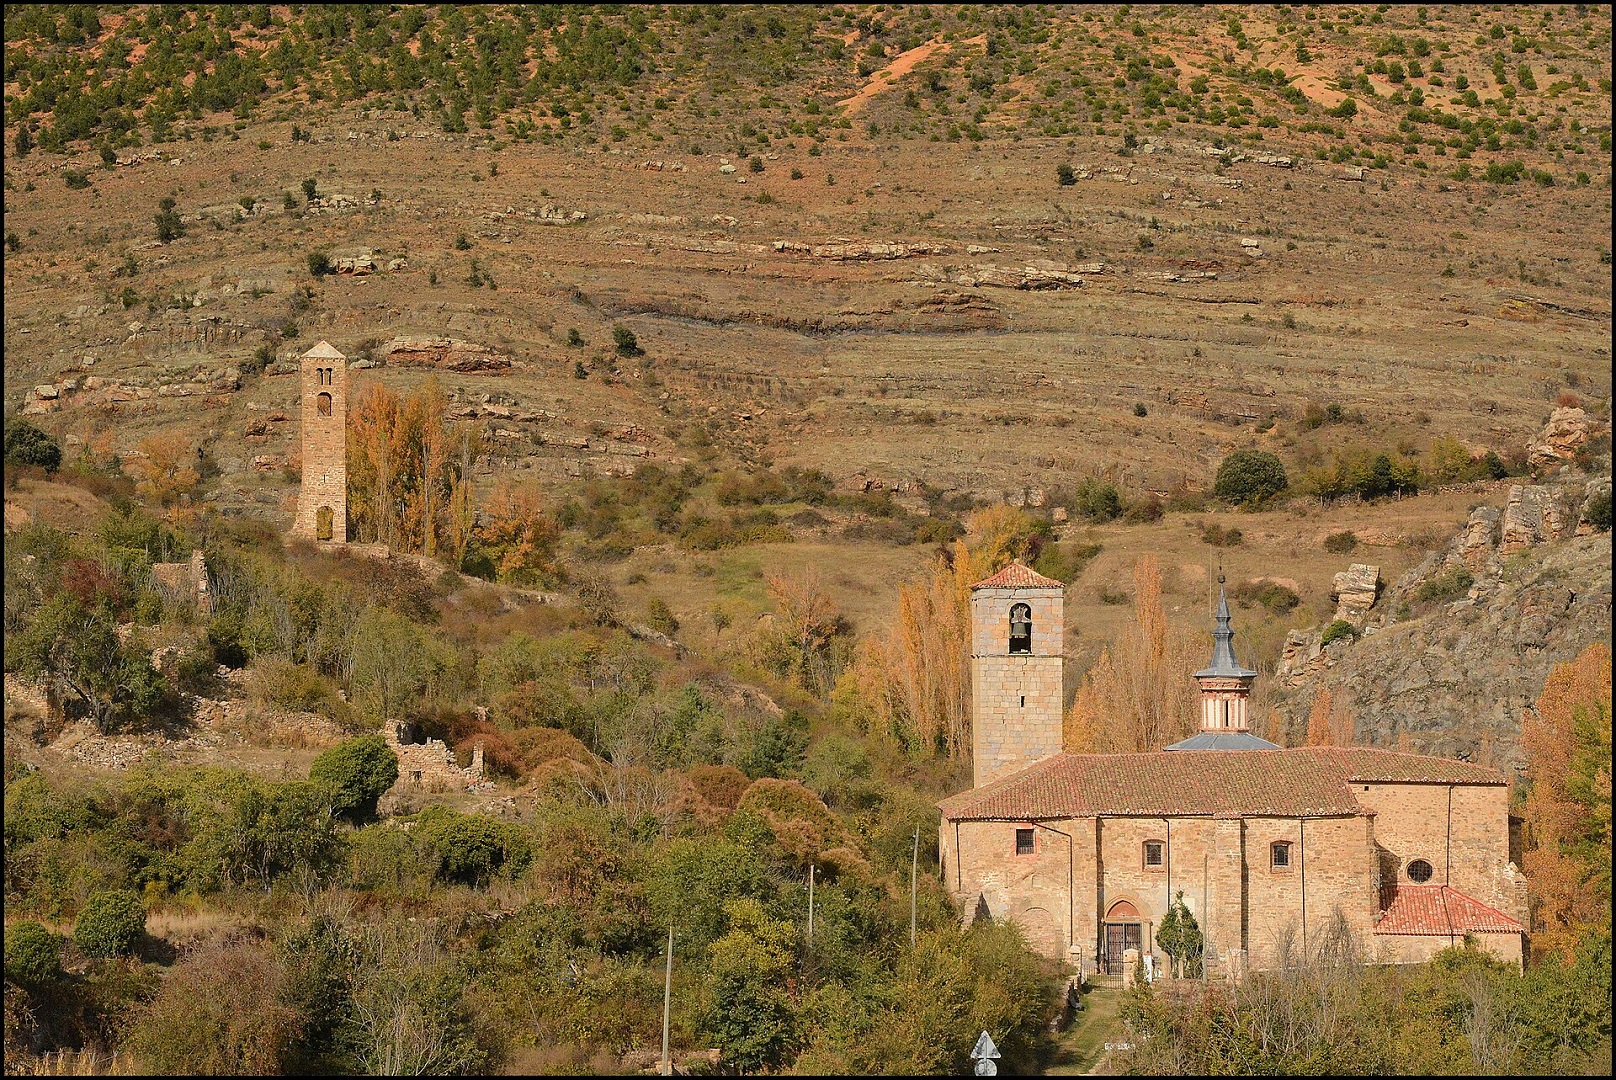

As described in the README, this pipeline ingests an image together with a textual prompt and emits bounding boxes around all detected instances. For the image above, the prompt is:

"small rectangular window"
[1144,841,1164,868]
[1015,828,1035,856]
[1272,842,1291,869]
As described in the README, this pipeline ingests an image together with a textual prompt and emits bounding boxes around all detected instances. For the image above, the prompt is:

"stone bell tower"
[290,341,348,544]
[970,562,1066,787]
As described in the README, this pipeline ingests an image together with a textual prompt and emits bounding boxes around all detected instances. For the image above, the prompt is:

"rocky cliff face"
[1270,442,1611,772]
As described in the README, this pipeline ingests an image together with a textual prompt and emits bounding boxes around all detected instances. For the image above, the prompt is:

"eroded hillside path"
[836,34,986,114]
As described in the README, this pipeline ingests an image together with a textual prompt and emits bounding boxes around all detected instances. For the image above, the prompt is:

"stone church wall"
[1243,815,1376,969]
[1356,782,1521,919]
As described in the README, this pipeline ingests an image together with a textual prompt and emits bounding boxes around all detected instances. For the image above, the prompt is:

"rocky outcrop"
[772,239,952,260]
[1330,563,1381,625]
[1526,407,1590,469]
[1458,506,1501,573]
[22,367,242,415]
[381,338,513,372]
[330,248,377,274]
[1273,479,1610,769]
[1500,484,1574,555]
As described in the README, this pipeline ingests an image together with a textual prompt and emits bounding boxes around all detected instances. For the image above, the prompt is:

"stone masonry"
[970,565,1065,788]
[290,341,348,543]
[942,567,1527,976]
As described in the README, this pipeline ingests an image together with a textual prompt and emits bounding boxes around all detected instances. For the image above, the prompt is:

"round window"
[1406,859,1434,883]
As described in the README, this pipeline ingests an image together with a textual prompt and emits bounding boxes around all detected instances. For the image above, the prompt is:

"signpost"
[970,1031,1001,1076]
[660,923,673,1077]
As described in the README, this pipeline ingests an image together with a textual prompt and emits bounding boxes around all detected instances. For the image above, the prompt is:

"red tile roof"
[1374,885,1524,936]
[938,747,1505,821]
[970,562,1065,590]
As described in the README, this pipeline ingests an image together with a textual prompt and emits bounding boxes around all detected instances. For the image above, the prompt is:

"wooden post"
[660,923,673,1077]
[910,827,920,947]
[807,864,815,944]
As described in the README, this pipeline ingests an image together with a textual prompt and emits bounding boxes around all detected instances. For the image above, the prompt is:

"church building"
[938,564,1528,975]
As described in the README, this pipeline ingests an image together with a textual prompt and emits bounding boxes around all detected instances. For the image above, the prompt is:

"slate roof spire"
[1194,575,1258,680]
[1167,573,1277,751]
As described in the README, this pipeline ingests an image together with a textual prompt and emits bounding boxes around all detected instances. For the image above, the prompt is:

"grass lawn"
[1041,982,1124,1075]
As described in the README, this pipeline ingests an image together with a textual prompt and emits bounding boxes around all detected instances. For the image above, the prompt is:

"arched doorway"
[316,505,334,541]
[1103,899,1144,975]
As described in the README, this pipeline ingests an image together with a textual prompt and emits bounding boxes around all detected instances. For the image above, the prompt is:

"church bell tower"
[969,562,1066,787]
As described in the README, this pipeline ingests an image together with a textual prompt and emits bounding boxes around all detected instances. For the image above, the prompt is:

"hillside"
[5,4,1611,676]
[2,7,1614,1076]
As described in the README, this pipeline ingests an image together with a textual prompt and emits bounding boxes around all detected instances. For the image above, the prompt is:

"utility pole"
[660,922,673,1077]
[910,826,920,947]
[807,863,815,944]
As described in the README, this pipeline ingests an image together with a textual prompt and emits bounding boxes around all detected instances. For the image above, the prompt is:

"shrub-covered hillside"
[6,4,1610,178]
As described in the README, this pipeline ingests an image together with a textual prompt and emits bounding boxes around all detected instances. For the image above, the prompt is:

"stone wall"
[382,719,484,795]
[948,809,1380,973]
[149,549,212,617]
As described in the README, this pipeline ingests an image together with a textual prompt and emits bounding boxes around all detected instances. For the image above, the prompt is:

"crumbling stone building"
[939,564,1527,976]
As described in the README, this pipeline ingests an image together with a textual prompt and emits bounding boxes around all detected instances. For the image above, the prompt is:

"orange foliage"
[1521,642,1612,958]
[1306,687,1356,746]
[129,432,200,507]
[1065,555,1202,753]
[478,483,559,584]
[835,506,1046,758]
[347,378,471,558]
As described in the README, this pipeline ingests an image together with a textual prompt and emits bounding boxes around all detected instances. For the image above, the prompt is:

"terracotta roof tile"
[1374,885,1524,936]
[971,562,1065,590]
[938,747,1505,821]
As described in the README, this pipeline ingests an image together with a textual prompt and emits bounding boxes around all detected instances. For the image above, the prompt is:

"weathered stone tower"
[291,341,348,543]
[970,562,1066,787]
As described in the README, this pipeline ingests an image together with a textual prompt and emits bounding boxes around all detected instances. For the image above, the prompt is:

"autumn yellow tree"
[129,432,200,507]
[1521,642,1612,960]
[1065,556,1202,753]
[833,506,1046,758]
[1305,687,1356,746]
[476,483,559,586]
[346,378,467,559]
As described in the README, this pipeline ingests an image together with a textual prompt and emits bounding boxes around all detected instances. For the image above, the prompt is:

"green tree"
[1212,449,1289,507]
[4,921,61,985]
[154,196,185,243]
[703,898,799,1072]
[10,594,166,733]
[308,735,399,823]
[348,606,434,721]
[301,177,318,202]
[4,419,63,472]
[73,888,146,958]
[415,806,532,886]
[1155,891,1204,977]
[612,324,643,357]
[1056,162,1076,185]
